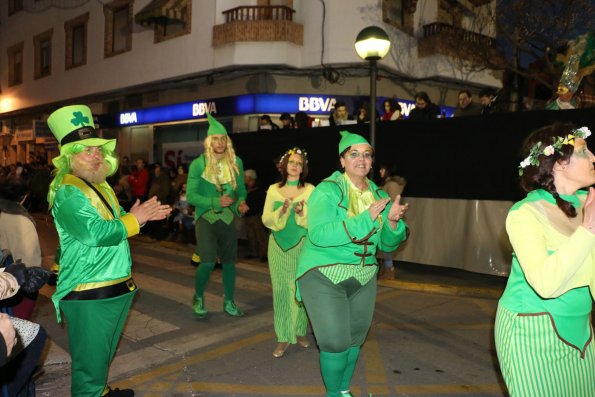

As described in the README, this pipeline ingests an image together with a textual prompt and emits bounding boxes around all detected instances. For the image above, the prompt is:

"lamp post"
[355,26,391,151]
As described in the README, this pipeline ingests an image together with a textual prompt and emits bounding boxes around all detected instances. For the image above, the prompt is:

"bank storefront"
[116,93,455,165]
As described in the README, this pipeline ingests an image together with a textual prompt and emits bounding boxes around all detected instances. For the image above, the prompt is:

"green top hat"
[338,130,370,154]
[48,105,116,153]
[207,113,228,136]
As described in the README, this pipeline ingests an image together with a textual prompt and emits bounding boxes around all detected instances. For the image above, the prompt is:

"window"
[8,0,23,16]
[155,0,191,43]
[34,29,53,79]
[104,0,133,57]
[65,13,89,69]
[383,0,415,35]
[7,42,24,86]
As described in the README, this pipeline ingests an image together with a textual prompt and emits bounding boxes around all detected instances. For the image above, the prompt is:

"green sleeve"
[235,157,247,203]
[54,186,129,247]
[307,183,379,247]
[507,205,595,298]
[186,157,221,212]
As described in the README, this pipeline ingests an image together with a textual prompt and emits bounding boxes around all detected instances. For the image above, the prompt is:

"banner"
[161,141,203,169]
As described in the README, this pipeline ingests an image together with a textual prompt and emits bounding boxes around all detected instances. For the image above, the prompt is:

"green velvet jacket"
[51,174,139,322]
[186,154,247,219]
[296,171,408,280]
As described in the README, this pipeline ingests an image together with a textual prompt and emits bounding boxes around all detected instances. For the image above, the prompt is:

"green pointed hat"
[338,130,370,154]
[207,112,228,136]
[48,105,116,152]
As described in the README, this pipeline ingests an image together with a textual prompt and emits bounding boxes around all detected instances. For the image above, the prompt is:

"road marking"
[375,322,493,330]
[114,331,275,389]
[395,382,504,394]
[363,330,389,393]
[111,310,274,378]
[133,253,272,294]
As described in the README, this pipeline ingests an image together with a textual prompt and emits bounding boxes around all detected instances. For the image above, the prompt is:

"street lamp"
[355,26,391,151]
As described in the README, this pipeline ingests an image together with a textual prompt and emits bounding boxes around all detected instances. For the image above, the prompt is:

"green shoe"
[340,392,353,397]
[223,300,244,317]
[192,295,207,317]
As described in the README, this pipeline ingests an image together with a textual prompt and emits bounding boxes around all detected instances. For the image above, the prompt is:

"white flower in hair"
[574,126,592,139]
[543,145,555,156]
[520,156,531,168]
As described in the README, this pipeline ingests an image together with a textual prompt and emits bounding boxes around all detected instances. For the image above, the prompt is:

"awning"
[135,0,186,28]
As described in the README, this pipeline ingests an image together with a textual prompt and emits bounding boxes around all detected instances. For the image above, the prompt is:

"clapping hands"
[130,196,172,225]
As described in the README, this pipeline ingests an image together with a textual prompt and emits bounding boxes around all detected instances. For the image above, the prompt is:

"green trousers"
[300,269,376,396]
[60,291,136,397]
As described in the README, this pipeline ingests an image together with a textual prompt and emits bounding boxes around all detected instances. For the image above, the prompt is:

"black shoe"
[104,387,134,397]
[260,256,268,263]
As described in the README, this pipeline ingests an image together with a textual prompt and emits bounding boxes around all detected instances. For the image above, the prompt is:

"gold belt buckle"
[126,279,137,291]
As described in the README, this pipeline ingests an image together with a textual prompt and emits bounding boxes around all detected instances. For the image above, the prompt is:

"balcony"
[213,6,303,47]
[418,22,502,64]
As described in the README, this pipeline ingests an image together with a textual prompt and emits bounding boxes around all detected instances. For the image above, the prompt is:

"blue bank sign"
[118,94,454,127]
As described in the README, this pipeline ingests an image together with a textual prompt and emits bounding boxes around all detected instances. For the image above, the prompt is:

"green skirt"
[495,304,595,397]
[268,235,308,343]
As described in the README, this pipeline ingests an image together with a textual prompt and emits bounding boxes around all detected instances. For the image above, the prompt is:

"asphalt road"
[30,215,507,396]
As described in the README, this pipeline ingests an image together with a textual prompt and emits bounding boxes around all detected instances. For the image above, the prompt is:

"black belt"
[63,278,137,301]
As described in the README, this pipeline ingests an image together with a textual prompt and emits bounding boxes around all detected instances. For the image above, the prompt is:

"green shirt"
[499,189,595,349]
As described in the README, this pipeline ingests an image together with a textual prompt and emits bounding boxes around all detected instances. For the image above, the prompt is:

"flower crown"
[279,147,308,164]
[519,126,592,175]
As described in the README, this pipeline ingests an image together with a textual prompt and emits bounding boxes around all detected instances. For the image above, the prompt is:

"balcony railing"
[422,22,496,48]
[222,6,295,23]
[213,5,302,46]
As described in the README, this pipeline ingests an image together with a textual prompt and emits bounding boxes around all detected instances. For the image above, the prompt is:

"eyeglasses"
[346,150,373,160]
[288,160,303,167]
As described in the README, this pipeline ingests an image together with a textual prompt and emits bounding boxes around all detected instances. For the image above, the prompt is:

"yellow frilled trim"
[202,160,233,187]
[343,174,377,219]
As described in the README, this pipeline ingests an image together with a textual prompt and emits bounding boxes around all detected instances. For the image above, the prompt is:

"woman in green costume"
[495,123,595,396]
[262,147,314,358]
[296,131,409,397]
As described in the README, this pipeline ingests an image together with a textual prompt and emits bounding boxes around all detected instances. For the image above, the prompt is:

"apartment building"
[0,0,500,165]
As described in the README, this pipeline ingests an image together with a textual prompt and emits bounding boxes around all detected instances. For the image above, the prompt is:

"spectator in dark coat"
[408,92,441,120]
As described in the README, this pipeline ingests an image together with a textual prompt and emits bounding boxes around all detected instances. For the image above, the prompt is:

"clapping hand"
[280,199,291,216]
[583,187,595,234]
[293,200,305,216]
[368,198,390,222]
[130,196,172,225]
[387,195,409,228]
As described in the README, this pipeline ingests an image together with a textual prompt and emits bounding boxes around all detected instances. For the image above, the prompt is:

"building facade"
[0,0,500,166]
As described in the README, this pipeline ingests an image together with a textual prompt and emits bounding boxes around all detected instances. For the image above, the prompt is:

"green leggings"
[299,269,376,352]
[194,217,238,299]
[299,269,376,397]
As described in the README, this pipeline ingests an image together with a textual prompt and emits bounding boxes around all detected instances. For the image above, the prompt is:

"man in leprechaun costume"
[47,105,171,397]
[187,113,249,317]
